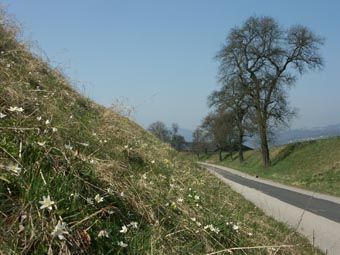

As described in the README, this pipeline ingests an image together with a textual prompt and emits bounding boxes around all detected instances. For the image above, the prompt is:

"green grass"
[0,11,322,254]
[205,138,340,197]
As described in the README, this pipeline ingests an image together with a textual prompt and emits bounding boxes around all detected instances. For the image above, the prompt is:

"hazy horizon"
[4,0,340,131]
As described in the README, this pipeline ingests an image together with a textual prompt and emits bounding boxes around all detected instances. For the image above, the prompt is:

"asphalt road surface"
[205,164,340,223]
[200,162,340,255]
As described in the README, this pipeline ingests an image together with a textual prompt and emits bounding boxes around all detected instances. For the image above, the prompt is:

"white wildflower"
[36,116,42,121]
[6,163,22,176]
[37,141,46,147]
[151,160,155,164]
[0,112,7,119]
[248,232,253,237]
[8,106,24,112]
[233,224,239,231]
[190,217,196,222]
[70,115,73,119]
[51,220,68,240]
[142,173,147,180]
[177,198,183,203]
[107,187,114,194]
[194,195,200,200]
[86,197,94,205]
[64,144,73,150]
[119,225,128,234]
[98,230,109,238]
[128,221,138,229]
[196,221,202,227]
[94,194,104,203]
[52,127,58,132]
[117,241,128,247]
[45,119,51,125]
[120,192,124,197]
[39,195,55,210]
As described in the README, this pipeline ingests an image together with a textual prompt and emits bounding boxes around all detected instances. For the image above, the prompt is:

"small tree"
[192,127,210,158]
[147,121,171,143]
[216,16,324,167]
[202,111,236,161]
[170,123,186,151]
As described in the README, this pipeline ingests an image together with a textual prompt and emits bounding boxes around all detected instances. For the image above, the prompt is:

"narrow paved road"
[200,162,340,255]
[204,164,340,223]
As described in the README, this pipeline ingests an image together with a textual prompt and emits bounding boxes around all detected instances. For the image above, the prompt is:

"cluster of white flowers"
[226,222,240,231]
[0,112,7,119]
[4,163,22,176]
[204,224,220,234]
[190,217,202,227]
[8,106,24,112]
[128,221,138,229]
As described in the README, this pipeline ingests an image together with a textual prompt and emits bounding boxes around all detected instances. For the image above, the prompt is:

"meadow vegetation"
[205,137,340,197]
[0,10,322,254]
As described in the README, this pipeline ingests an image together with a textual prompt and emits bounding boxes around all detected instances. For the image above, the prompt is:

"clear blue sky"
[3,0,340,131]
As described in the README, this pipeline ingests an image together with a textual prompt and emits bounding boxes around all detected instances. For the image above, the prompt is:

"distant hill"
[274,123,340,146]
[244,123,340,148]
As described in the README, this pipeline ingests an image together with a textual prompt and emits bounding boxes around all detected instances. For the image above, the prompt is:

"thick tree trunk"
[238,147,244,162]
[229,149,233,161]
[238,129,244,163]
[259,122,270,168]
[219,149,223,161]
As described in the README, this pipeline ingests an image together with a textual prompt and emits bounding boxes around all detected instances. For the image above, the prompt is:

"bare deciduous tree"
[216,16,324,167]
[209,75,253,162]
[148,121,171,143]
[202,111,236,161]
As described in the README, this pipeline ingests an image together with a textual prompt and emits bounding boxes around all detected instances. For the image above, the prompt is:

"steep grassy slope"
[0,14,321,254]
[206,137,340,197]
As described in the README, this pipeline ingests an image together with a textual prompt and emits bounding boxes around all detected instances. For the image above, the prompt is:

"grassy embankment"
[205,137,340,197]
[0,12,322,254]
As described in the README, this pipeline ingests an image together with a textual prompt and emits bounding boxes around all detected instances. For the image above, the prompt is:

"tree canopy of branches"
[202,111,236,161]
[208,75,253,162]
[147,121,186,151]
[216,16,324,167]
[148,121,171,143]
[192,127,210,157]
